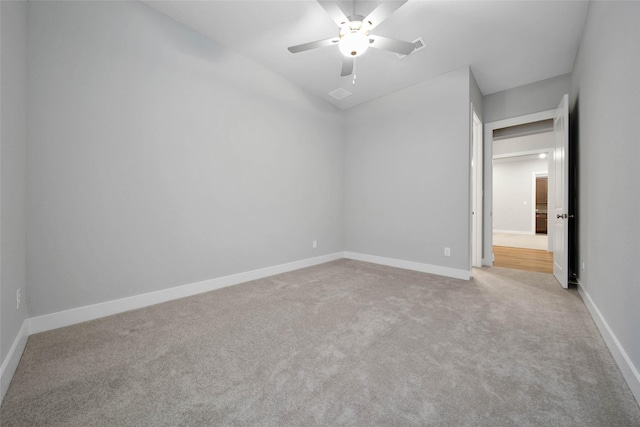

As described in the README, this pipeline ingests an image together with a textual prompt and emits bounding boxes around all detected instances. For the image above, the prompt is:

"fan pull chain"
[352,58,357,86]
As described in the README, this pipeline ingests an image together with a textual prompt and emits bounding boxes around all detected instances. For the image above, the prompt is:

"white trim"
[29,251,473,335]
[578,282,640,405]
[1,320,29,403]
[9,254,639,409]
[471,108,483,268]
[344,251,471,281]
[5,251,469,402]
[29,252,344,335]
[494,229,535,235]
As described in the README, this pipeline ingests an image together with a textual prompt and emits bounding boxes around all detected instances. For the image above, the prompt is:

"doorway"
[481,95,571,285]
[484,111,558,274]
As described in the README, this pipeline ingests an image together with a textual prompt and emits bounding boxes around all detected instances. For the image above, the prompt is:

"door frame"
[483,109,557,266]
[471,109,483,268]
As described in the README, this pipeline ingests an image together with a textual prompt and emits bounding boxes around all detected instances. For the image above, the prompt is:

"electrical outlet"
[444,247,451,257]
[581,260,585,273]
[17,288,21,310]
[312,240,318,249]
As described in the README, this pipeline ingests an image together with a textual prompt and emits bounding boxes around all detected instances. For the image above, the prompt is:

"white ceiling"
[143,0,589,110]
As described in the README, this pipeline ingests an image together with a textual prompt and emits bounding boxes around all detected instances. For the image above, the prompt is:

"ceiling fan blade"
[341,57,354,76]
[317,1,349,27]
[368,35,416,55]
[288,38,339,54]
[363,0,408,30]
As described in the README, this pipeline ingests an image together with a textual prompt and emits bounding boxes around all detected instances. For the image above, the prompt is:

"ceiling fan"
[287,0,417,77]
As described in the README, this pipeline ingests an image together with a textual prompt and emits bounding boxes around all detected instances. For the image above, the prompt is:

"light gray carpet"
[1,260,639,426]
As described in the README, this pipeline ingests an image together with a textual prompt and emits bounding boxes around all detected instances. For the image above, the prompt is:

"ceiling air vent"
[329,88,352,100]
[396,37,426,59]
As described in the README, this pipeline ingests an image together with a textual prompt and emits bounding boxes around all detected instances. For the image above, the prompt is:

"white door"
[553,94,569,288]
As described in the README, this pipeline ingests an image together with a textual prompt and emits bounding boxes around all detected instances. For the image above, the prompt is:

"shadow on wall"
[569,95,580,284]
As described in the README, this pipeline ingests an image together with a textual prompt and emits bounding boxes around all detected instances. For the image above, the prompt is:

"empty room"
[1,0,639,425]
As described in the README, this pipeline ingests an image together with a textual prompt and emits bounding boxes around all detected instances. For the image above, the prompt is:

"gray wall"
[344,66,471,272]
[483,73,572,124]
[26,1,345,317]
[571,0,640,394]
[493,157,547,233]
[3,0,638,407]
[470,70,483,120]
[1,0,28,366]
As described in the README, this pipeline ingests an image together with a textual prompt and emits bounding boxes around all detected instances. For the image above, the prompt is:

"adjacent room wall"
[492,131,555,246]
[493,157,547,234]
[344,66,471,276]
[0,0,29,398]
[570,0,640,402]
[26,1,345,317]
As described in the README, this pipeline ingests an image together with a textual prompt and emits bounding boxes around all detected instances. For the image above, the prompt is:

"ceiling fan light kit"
[338,16,370,57]
[288,0,417,77]
[339,28,369,57]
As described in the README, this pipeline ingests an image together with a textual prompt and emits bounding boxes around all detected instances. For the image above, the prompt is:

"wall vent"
[396,37,426,59]
[329,88,352,100]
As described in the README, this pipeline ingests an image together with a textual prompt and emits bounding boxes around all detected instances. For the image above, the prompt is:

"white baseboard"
[1,320,29,404]
[28,251,471,336]
[29,252,344,335]
[493,229,535,235]
[344,251,470,281]
[8,255,638,410]
[5,250,466,404]
[577,281,640,405]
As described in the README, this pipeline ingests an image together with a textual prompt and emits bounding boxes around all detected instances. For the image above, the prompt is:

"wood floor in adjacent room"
[493,245,553,273]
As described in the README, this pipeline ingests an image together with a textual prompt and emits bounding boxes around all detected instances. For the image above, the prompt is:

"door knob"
[556,213,568,219]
